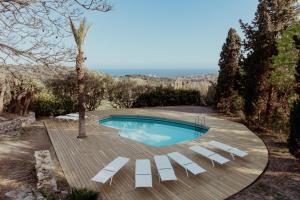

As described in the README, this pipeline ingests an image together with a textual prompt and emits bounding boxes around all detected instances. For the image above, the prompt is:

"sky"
[83,0,259,71]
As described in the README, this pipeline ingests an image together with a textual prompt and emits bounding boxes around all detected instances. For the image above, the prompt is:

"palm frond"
[69,17,91,52]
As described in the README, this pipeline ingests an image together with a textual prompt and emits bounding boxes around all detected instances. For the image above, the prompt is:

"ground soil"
[228,131,300,200]
[159,106,300,200]
[0,121,69,200]
[0,107,299,200]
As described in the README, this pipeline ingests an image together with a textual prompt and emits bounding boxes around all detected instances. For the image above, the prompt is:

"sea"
[98,68,218,78]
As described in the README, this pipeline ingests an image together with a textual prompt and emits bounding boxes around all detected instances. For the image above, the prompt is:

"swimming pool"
[99,115,208,147]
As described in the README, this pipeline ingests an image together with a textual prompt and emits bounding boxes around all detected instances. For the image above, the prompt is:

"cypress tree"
[288,36,300,158]
[215,28,241,114]
[240,0,297,126]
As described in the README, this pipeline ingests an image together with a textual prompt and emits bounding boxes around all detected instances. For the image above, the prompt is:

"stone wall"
[0,112,35,135]
[0,119,22,134]
[34,150,57,191]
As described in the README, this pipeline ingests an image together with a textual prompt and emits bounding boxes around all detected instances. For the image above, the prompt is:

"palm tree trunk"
[0,82,6,113]
[76,51,86,138]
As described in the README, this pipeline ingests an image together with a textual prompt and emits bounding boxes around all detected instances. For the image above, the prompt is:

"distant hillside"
[120,74,218,95]
[2,65,72,82]
[2,64,108,83]
[2,65,217,96]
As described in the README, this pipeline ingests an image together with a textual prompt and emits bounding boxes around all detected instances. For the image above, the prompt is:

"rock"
[36,192,45,200]
[34,150,57,192]
[5,189,30,200]
[23,194,35,200]
[5,187,47,200]
[5,190,19,198]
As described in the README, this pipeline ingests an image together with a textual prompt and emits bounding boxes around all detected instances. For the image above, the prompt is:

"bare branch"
[0,0,111,65]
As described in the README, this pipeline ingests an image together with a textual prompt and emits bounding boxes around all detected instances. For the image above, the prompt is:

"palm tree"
[69,17,91,138]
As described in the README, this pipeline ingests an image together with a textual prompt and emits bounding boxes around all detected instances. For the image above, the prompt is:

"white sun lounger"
[91,157,129,186]
[167,152,206,177]
[190,145,230,167]
[66,113,79,117]
[55,115,79,121]
[154,155,177,182]
[135,159,152,188]
[67,113,88,118]
[208,140,248,160]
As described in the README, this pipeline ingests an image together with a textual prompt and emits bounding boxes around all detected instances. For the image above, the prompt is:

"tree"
[270,21,300,92]
[0,0,111,64]
[288,36,300,158]
[85,74,114,111]
[240,0,297,126]
[49,71,114,111]
[0,0,111,114]
[266,21,300,131]
[215,28,242,114]
[69,18,91,138]
[109,79,149,108]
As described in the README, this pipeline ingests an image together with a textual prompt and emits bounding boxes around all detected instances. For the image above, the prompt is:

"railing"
[194,115,206,132]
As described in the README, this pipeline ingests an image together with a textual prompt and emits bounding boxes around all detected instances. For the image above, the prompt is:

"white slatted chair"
[154,155,177,182]
[190,145,230,167]
[208,140,248,160]
[135,159,152,188]
[91,157,129,186]
[167,152,206,177]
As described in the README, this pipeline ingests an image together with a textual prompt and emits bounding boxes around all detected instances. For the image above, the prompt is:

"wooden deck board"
[45,109,268,200]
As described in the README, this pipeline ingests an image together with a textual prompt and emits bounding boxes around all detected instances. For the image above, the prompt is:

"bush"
[31,93,76,117]
[288,100,300,158]
[133,87,204,107]
[231,93,244,114]
[41,188,100,200]
[48,71,113,111]
[216,92,244,116]
[65,188,99,200]
[205,84,216,106]
[109,79,152,108]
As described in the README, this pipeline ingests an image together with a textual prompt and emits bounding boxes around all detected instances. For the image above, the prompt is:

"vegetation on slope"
[215,0,300,158]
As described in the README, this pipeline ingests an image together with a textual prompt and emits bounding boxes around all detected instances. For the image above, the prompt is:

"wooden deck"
[45,108,268,200]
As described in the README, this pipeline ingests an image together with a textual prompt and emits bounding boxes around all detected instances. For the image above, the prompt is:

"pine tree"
[288,36,300,158]
[215,28,242,114]
[240,0,297,126]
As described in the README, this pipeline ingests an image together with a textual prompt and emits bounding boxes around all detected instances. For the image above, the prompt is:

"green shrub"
[40,188,100,200]
[31,93,76,117]
[288,100,300,158]
[65,188,99,200]
[205,84,216,106]
[231,93,244,114]
[133,87,204,107]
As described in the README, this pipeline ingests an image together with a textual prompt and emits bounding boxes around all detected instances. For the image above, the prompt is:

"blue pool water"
[99,115,208,147]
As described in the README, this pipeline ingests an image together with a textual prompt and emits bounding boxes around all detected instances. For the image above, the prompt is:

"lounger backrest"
[104,157,130,172]
[91,156,129,184]
[168,152,192,165]
[209,141,248,157]
[154,155,172,170]
[190,145,215,157]
[136,159,151,175]
[209,141,231,151]
[67,113,79,117]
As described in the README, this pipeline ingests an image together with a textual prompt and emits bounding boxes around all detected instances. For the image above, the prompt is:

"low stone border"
[0,112,35,135]
[0,119,22,134]
[34,150,57,191]
[5,187,45,200]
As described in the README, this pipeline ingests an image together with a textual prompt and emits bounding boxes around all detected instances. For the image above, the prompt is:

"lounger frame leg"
[185,168,189,177]
[158,172,160,182]
[110,176,114,186]
[211,159,215,167]
[231,153,235,160]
